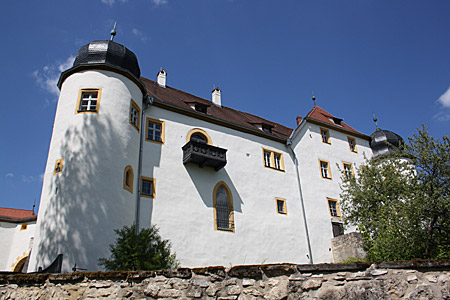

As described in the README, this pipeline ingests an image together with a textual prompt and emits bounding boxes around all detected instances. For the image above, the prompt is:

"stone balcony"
[182,141,227,171]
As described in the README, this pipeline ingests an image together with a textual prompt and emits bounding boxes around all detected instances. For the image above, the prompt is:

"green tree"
[340,125,450,261]
[98,224,178,271]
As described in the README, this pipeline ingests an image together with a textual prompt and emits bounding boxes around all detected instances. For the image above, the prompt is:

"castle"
[2,38,402,273]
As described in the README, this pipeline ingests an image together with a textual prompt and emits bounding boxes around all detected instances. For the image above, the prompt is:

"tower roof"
[370,128,404,159]
[73,40,140,78]
[58,40,144,92]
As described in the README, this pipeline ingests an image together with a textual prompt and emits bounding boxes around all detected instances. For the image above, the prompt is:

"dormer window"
[332,117,343,125]
[195,103,208,114]
[262,125,272,134]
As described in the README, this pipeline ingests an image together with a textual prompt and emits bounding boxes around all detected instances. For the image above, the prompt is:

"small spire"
[312,91,316,107]
[110,21,117,41]
[32,198,36,215]
[373,112,379,130]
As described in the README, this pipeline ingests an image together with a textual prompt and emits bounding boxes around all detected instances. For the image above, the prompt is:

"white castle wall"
[28,70,143,272]
[0,221,35,271]
[291,122,372,263]
[141,106,309,267]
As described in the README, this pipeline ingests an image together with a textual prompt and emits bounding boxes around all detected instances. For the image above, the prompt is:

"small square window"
[262,125,272,134]
[263,149,284,171]
[343,162,354,179]
[276,198,287,215]
[141,177,155,198]
[146,118,164,144]
[53,158,64,175]
[129,100,141,131]
[319,160,332,179]
[320,128,330,144]
[20,224,28,231]
[328,199,340,217]
[348,137,357,153]
[76,89,102,114]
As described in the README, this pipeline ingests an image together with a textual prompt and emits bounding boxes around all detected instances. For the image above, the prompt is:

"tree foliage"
[340,125,450,261]
[98,224,178,271]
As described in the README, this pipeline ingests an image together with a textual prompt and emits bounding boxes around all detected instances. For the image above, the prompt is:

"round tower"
[29,40,147,272]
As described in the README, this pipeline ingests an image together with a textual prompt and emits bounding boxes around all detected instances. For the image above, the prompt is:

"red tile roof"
[0,207,36,222]
[305,106,361,134]
[141,78,293,140]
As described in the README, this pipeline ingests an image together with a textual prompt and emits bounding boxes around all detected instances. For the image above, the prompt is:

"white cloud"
[100,0,128,5]
[5,173,14,178]
[132,28,148,41]
[32,55,75,99]
[21,175,35,183]
[437,86,450,108]
[433,111,450,122]
[153,0,168,5]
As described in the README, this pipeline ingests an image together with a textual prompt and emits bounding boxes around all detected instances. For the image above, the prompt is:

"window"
[328,198,341,217]
[123,165,134,193]
[262,125,272,134]
[146,118,164,144]
[276,198,287,215]
[195,103,208,114]
[348,137,357,153]
[20,224,28,231]
[262,148,285,171]
[76,88,102,114]
[343,162,354,179]
[319,160,332,179]
[141,177,155,198]
[213,182,234,232]
[332,222,344,237]
[186,128,213,145]
[320,128,330,144]
[129,100,141,131]
[53,158,64,175]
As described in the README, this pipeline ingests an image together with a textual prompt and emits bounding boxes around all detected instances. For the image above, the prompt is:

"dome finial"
[373,112,379,129]
[312,90,316,107]
[110,21,117,41]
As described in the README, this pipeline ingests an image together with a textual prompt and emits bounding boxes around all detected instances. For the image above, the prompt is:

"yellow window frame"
[213,181,235,233]
[319,159,332,180]
[129,99,141,132]
[327,198,341,218]
[262,148,285,172]
[145,118,165,144]
[123,165,134,194]
[75,88,102,114]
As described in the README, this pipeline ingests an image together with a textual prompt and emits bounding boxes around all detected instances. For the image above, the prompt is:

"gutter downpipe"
[286,133,314,264]
[135,94,153,233]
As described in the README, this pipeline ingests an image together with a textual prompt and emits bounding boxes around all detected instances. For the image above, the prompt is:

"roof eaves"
[152,98,287,143]
[305,117,370,140]
[0,215,37,223]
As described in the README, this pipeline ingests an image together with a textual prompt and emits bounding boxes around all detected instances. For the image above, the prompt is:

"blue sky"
[1,0,449,211]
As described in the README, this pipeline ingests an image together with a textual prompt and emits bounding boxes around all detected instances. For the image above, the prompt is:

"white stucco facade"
[0,219,36,271]
[26,39,382,273]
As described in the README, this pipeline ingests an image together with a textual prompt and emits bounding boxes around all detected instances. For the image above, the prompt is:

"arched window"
[186,128,213,145]
[213,182,234,232]
[123,165,134,193]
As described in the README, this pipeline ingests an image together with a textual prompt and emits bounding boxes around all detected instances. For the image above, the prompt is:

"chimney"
[296,116,303,125]
[212,87,221,107]
[157,69,167,88]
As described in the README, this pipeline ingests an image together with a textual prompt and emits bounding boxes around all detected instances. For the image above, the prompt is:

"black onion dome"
[370,129,404,159]
[73,40,140,78]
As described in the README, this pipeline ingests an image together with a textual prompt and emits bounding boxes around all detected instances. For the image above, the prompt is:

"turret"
[28,39,145,272]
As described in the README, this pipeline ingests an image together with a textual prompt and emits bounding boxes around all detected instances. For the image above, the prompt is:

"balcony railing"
[182,141,227,171]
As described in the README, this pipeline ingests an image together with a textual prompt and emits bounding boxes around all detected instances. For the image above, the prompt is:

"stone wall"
[331,232,367,262]
[1,261,449,300]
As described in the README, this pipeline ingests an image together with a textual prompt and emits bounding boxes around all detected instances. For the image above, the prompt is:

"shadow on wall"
[35,115,136,272]
[185,164,243,213]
